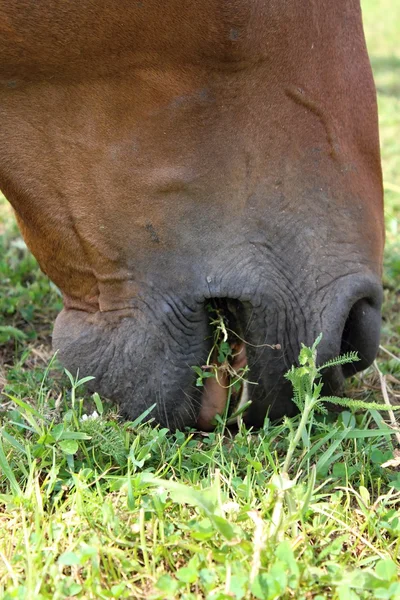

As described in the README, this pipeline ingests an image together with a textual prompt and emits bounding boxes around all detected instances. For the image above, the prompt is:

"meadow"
[0,1,399,598]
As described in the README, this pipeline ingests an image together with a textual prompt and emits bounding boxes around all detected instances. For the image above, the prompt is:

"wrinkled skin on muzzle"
[0,0,384,429]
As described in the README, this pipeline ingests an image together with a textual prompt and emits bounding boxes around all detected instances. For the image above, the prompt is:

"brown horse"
[0,1,384,429]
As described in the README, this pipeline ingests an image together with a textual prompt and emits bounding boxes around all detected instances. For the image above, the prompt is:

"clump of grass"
[0,223,61,335]
[0,197,62,378]
[1,337,400,599]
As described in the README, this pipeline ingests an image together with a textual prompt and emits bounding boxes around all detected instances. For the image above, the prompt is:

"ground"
[0,1,400,598]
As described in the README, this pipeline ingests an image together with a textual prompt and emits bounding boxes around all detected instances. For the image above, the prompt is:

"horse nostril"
[340,296,381,377]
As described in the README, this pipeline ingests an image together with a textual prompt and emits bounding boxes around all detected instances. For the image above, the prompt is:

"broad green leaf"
[58,439,79,455]
[375,559,398,581]
[59,431,91,440]
[92,392,104,415]
[176,566,198,584]
[58,551,80,566]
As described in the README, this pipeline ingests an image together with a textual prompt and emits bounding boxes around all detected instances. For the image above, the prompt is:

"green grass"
[1,1,400,598]
[1,346,400,599]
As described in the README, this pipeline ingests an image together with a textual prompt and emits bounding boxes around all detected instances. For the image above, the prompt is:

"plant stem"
[282,393,318,474]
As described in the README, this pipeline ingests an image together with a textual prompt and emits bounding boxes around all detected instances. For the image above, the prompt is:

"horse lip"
[196,342,248,430]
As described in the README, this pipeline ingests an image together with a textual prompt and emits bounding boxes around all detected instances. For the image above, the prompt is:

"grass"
[1,1,400,598]
[1,345,400,599]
